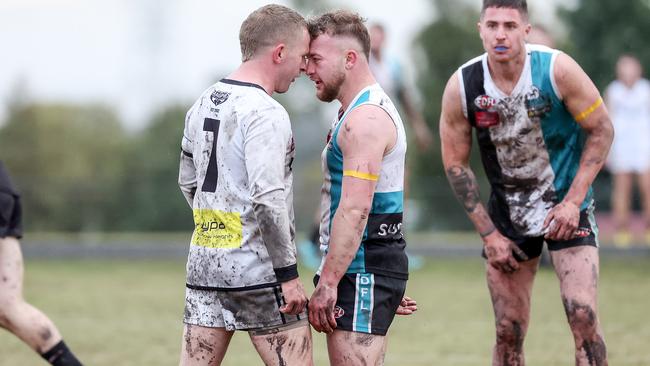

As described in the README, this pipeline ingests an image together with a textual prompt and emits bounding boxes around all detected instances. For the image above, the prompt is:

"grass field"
[1,257,649,365]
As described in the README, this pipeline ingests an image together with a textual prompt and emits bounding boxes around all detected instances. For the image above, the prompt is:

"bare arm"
[440,72,495,237]
[440,72,527,271]
[543,54,614,240]
[308,104,395,333]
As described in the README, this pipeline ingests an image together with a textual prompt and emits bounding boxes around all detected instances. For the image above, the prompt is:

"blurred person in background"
[306,10,416,365]
[440,0,612,364]
[605,54,650,247]
[0,161,83,366]
[368,22,433,152]
[177,5,313,365]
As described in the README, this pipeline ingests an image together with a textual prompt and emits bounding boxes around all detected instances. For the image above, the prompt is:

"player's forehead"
[481,7,526,24]
[308,33,338,57]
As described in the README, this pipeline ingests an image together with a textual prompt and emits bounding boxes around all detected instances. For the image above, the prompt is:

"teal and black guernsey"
[317,84,408,280]
[458,44,593,239]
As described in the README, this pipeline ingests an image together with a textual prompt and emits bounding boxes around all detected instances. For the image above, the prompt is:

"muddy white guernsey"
[178,78,297,290]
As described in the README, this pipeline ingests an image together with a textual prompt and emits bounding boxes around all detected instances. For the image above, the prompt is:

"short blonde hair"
[239,4,307,62]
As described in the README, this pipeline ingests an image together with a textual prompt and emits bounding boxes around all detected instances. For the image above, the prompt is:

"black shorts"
[483,207,598,261]
[313,272,406,336]
[0,164,22,239]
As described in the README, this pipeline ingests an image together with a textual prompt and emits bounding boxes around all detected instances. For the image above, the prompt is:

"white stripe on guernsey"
[353,273,360,332]
[549,51,562,100]
[368,274,375,333]
[458,66,468,119]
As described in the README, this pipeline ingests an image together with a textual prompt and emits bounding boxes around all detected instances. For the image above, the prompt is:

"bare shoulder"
[441,71,465,123]
[553,52,602,109]
[553,53,592,91]
[339,104,395,153]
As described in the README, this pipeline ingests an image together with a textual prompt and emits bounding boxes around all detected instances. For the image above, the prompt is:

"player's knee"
[495,319,526,347]
[563,298,598,336]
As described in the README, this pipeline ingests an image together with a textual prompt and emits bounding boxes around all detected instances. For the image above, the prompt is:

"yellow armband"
[343,170,379,181]
[574,97,603,122]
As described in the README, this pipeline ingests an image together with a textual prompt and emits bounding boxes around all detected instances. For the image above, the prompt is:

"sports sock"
[41,340,83,366]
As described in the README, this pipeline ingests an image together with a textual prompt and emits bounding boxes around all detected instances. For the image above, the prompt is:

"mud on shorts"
[183,283,307,334]
[313,272,407,336]
[0,191,22,239]
[483,206,599,262]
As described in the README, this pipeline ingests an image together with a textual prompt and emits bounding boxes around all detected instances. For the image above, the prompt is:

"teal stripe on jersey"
[371,191,404,214]
[531,50,593,209]
[353,273,374,333]
[360,191,404,242]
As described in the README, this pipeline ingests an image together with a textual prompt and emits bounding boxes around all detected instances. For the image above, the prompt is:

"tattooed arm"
[440,72,528,272]
[543,54,614,241]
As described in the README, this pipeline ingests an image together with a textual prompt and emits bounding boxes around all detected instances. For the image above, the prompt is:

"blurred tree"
[559,0,650,211]
[0,103,128,231]
[560,0,650,90]
[411,0,485,229]
[116,105,192,231]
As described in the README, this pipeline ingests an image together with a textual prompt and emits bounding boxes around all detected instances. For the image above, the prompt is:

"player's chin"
[276,83,291,94]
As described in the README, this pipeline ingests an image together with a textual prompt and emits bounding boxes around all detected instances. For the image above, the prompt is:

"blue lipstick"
[495,46,508,52]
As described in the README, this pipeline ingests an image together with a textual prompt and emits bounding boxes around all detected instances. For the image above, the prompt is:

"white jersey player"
[176,5,313,366]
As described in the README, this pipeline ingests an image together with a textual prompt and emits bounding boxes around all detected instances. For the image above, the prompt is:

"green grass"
[1,257,648,365]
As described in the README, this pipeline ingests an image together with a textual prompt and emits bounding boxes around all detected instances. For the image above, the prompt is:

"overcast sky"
[0,0,567,129]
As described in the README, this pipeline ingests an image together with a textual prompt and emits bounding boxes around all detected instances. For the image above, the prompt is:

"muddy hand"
[308,283,337,333]
[279,278,308,315]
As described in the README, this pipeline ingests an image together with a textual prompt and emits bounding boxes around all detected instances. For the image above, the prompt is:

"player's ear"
[272,44,286,64]
[344,50,358,70]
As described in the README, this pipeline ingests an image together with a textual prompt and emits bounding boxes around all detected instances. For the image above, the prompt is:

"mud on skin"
[265,334,288,366]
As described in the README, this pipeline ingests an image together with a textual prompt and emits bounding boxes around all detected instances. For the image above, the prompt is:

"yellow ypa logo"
[191,209,243,249]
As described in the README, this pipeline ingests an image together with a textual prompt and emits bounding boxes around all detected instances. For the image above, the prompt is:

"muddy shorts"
[183,284,307,332]
[483,206,599,261]
[314,272,406,336]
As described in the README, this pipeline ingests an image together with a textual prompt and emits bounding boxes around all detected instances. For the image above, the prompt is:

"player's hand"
[279,278,308,315]
[396,295,418,315]
[543,201,580,241]
[307,283,338,334]
[483,230,528,274]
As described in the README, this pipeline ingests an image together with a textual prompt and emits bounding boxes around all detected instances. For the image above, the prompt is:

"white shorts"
[183,284,306,331]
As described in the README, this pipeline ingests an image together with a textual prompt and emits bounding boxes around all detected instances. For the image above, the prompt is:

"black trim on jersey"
[180,148,193,158]
[274,263,299,283]
[186,281,279,292]
[220,78,267,93]
[461,60,519,240]
[273,286,287,324]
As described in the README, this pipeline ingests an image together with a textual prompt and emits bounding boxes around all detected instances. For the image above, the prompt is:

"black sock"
[41,340,83,366]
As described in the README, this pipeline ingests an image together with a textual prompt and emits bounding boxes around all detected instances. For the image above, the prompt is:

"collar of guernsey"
[318,83,409,280]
